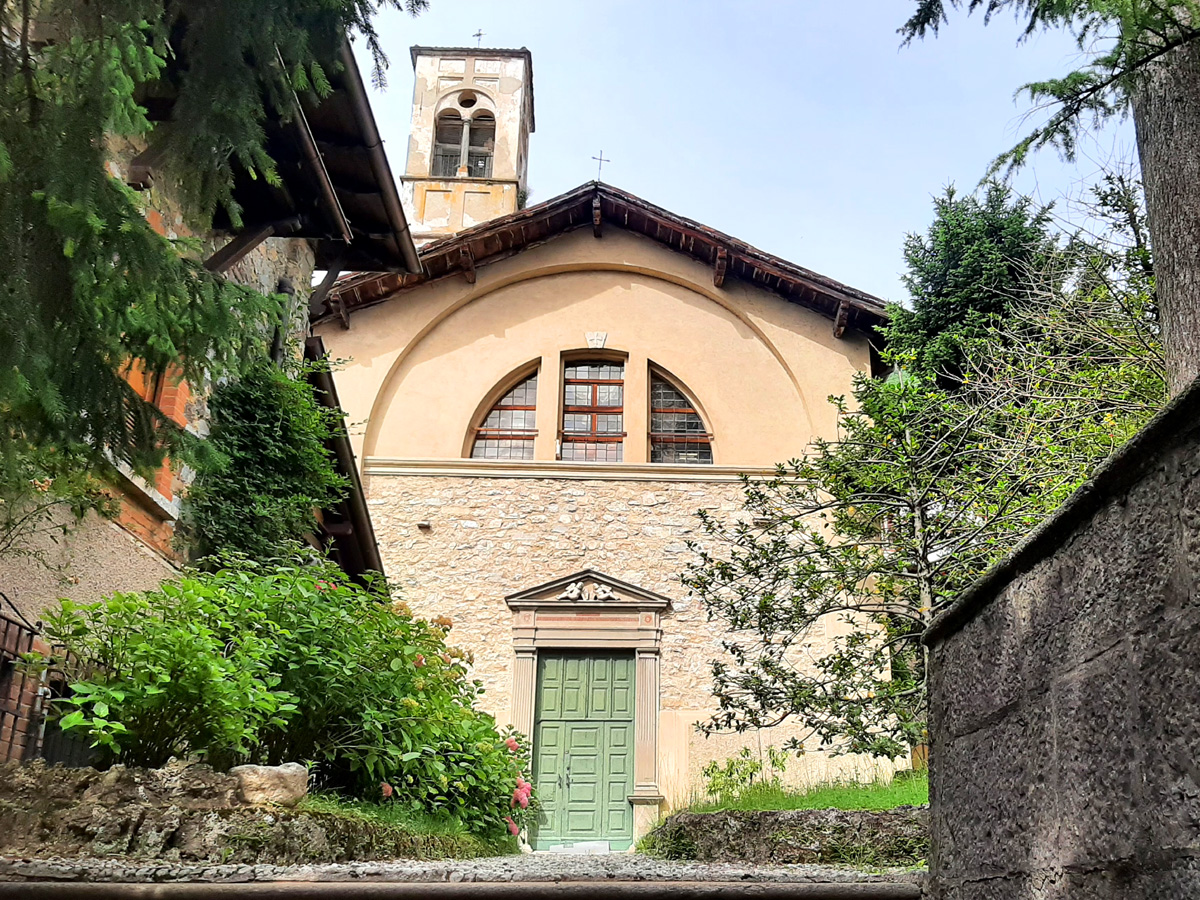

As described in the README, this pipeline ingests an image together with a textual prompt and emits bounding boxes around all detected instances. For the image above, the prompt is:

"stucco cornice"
[363,457,773,483]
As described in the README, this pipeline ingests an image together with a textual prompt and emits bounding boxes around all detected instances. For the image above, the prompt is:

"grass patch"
[295,793,514,859]
[684,769,928,814]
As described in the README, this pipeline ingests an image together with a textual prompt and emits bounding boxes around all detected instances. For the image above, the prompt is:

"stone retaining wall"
[924,379,1200,898]
[0,761,492,864]
[643,808,928,867]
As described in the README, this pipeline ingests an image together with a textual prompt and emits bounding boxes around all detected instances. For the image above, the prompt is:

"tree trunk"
[1131,35,1200,394]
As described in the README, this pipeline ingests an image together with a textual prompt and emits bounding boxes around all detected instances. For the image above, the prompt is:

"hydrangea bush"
[41,552,531,836]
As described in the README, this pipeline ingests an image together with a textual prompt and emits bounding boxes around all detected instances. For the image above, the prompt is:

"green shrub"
[182,361,348,562]
[42,553,533,837]
[702,746,791,801]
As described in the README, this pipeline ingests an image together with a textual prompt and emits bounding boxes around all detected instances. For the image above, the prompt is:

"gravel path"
[0,855,924,885]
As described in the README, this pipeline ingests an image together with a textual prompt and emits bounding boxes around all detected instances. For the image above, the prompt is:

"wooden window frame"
[648,371,713,464]
[470,371,538,460]
[560,361,626,461]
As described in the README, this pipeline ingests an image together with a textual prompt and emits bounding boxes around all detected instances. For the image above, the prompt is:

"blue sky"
[353,1,1135,304]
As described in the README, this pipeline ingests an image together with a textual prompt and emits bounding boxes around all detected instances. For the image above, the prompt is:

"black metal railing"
[467,150,493,178]
[432,149,461,177]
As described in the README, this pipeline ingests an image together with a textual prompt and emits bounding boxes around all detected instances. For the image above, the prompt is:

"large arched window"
[471,372,538,459]
[432,112,464,177]
[560,360,624,462]
[649,373,712,464]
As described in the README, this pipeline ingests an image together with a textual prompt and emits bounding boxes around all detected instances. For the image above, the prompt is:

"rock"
[229,764,308,808]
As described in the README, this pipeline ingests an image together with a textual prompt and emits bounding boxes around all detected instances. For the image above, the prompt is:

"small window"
[468,113,495,178]
[433,112,464,177]
[471,372,538,459]
[431,106,495,178]
[561,361,624,462]
[650,374,712,464]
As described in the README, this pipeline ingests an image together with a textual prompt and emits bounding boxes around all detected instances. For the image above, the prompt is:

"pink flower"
[505,816,519,836]
[381,782,393,799]
[505,738,520,753]
[414,654,426,668]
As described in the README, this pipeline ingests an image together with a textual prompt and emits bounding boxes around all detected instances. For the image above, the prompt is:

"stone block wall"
[369,471,902,807]
[924,381,1200,899]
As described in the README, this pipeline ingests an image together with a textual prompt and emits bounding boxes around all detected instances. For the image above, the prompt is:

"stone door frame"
[505,569,669,818]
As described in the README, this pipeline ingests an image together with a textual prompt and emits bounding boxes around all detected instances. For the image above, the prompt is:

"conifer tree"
[0,1,425,517]
[900,0,1200,392]
[887,182,1058,381]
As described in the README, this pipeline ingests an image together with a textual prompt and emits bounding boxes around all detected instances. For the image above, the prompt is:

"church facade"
[314,46,896,849]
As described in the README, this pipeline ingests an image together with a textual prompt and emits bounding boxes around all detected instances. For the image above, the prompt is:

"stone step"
[0,882,922,899]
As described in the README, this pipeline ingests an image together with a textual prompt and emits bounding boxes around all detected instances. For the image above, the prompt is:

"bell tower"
[400,46,534,244]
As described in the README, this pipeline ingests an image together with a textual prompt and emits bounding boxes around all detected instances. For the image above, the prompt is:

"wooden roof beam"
[833,301,849,339]
[713,246,728,288]
[459,245,477,284]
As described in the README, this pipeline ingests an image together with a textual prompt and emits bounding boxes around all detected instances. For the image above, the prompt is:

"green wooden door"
[533,652,634,849]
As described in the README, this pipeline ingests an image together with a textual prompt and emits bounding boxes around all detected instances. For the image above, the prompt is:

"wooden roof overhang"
[138,41,420,277]
[304,336,385,586]
[315,182,888,336]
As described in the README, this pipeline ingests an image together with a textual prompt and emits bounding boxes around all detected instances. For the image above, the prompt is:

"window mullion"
[460,119,471,170]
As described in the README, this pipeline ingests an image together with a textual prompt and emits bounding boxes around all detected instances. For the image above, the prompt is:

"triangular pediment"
[504,568,672,610]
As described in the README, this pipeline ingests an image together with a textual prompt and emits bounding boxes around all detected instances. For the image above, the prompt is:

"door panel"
[533,652,635,849]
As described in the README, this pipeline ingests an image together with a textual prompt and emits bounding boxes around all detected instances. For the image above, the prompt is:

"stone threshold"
[0,857,924,894]
[0,880,921,899]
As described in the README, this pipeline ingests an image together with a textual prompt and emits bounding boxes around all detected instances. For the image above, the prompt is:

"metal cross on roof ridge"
[473,29,485,46]
[592,150,610,181]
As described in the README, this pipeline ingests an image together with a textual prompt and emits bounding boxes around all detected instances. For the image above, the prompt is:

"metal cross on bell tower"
[592,150,610,181]
[473,29,485,47]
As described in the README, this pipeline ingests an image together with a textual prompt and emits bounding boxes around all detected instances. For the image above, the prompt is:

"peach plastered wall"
[315,226,894,807]
[317,226,871,467]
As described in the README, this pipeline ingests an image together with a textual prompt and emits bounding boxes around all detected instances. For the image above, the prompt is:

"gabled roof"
[315,183,889,335]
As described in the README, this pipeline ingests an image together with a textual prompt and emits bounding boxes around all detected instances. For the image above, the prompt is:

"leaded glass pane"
[498,375,537,406]
[596,385,623,407]
[472,438,535,460]
[595,414,623,433]
[565,362,623,380]
[650,441,713,464]
[562,413,593,433]
[651,379,690,408]
[485,408,536,431]
[561,441,623,462]
[651,411,706,434]
[471,372,538,459]
[564,384,592,406]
